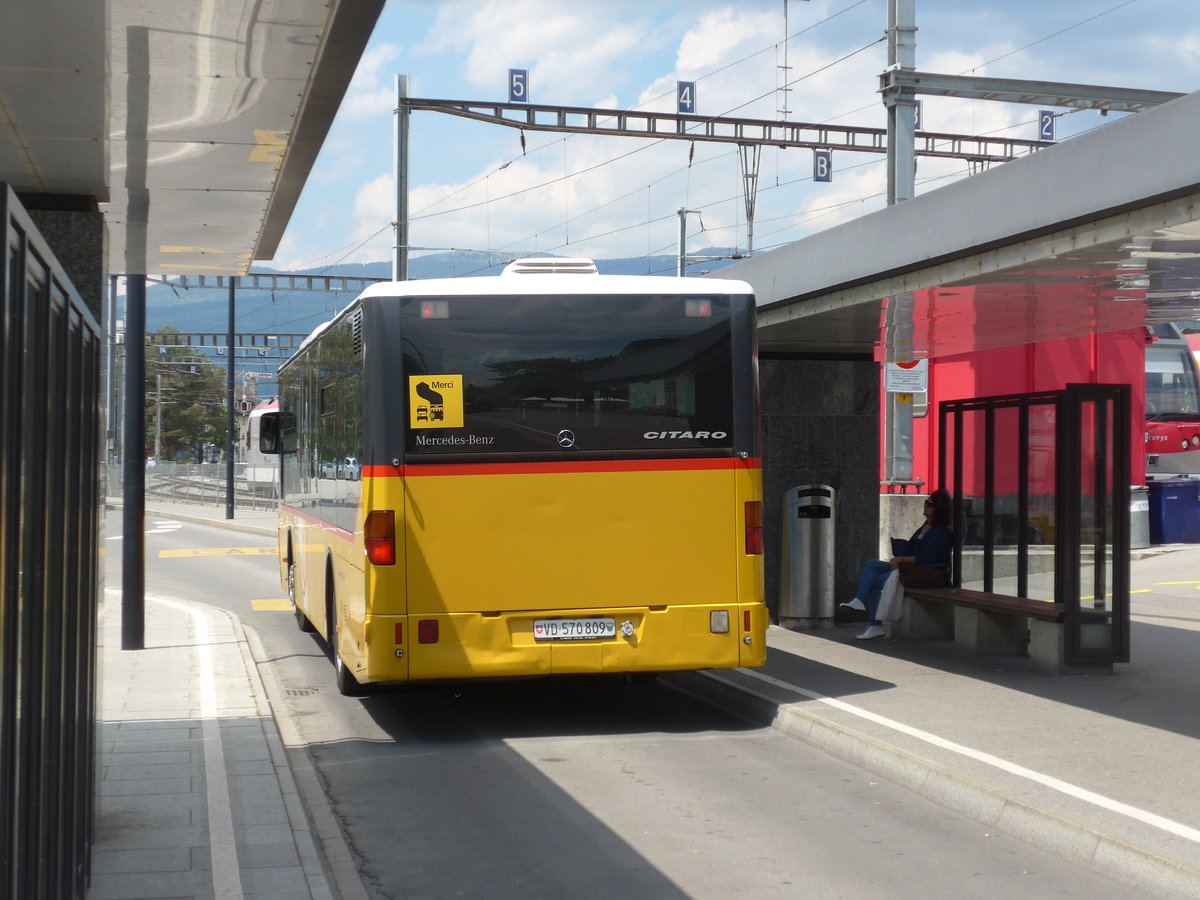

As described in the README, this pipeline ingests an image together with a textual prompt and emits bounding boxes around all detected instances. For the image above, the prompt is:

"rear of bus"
[358,264,766,683]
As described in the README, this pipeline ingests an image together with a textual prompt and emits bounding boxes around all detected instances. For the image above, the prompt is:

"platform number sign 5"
[677,81,695,115]
[509,69,528,103]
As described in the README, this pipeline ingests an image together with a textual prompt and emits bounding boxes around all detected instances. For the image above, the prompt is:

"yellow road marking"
[158,547,278,558]
[1080,589,1151,601]
[251,599,292,611]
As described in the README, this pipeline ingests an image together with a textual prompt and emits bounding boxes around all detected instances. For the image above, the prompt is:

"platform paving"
[98,499,1200,898]
[92,567,335,899]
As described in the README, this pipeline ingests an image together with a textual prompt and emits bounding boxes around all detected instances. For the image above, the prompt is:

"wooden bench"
[894,587,1110,674]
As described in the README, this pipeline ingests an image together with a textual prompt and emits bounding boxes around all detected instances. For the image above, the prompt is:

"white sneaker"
[839,599,866,612]
[856,625,886,640]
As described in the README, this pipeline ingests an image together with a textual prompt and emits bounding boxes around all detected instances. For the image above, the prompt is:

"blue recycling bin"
[1148,479,1200,544]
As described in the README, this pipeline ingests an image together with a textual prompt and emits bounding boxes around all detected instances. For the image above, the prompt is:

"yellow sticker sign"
[896,392,912,405]
[409,375,464,428]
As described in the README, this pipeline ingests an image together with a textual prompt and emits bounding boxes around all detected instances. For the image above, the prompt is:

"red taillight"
[744,610,752,632]
[745,501,763,555]
[394,623,403,645]
[418,619,439,644]
[364,510,396,566]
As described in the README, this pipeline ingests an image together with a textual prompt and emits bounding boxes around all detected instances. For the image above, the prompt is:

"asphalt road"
[111,510,1150,899]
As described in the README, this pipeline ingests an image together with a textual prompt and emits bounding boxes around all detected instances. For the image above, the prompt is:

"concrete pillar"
[18,194,104,320]
[759,356,879,621]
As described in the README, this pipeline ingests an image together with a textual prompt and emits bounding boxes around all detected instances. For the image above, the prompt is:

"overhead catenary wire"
[322,1,1156,276]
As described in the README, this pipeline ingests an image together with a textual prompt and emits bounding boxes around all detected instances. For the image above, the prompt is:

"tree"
[145,327,229,462]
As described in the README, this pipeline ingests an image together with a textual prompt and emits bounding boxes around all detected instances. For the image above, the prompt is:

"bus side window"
[281,413,298,453]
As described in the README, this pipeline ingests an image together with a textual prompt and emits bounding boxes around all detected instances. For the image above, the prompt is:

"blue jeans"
[855,559,893,625]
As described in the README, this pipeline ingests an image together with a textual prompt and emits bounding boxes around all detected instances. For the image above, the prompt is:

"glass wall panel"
[1027,401,1058,602]
[992,405,1022,595]
[1076,397,1118,651]
[957,407,988,591]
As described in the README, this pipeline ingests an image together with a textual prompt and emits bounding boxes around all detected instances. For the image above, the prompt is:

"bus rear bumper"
[363,602,767,682]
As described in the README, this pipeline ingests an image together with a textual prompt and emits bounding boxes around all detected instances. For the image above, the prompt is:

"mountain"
[138,249,745,337]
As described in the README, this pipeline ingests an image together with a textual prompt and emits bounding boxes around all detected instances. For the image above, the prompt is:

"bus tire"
[289,556,315,633]
[327,567,367,697]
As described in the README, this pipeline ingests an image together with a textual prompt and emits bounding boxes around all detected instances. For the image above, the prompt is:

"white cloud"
[421,0,653,102]
[341,43,405,122]
[675,8,777,74]
[278,1,1200,269]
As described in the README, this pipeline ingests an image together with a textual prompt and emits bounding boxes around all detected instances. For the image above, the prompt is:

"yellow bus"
[260,258,766,694]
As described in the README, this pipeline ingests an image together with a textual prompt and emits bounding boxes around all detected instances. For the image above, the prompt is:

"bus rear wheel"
[289,558,315,633]
[326,570,367,697]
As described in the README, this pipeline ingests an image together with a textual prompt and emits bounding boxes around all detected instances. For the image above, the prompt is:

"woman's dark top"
[909,524,953,569]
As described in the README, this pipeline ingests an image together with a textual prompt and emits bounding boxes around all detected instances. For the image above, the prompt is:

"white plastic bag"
[876,569,904,622]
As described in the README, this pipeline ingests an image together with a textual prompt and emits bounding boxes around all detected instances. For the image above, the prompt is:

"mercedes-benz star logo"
[557,429,576,448]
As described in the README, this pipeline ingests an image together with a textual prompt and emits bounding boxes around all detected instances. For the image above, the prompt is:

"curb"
[106,500,277,538]
[243,624,370,900]
[220,609,338,900]
[669,668,1200,900]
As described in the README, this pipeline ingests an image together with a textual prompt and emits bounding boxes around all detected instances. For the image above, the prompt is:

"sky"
[258,0,1200,278]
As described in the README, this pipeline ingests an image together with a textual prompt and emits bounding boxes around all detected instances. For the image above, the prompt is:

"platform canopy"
[720,89,1200,360]
[0,0,384,275]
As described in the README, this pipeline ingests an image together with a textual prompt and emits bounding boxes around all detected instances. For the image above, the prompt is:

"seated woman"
[841,488,953,640]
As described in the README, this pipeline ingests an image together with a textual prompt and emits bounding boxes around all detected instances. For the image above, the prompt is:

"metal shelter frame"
[938,384,1131,666]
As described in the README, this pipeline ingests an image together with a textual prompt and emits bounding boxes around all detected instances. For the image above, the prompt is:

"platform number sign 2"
[1039,110,1056,142]
[677,81,695,115]
[509,69,528,103]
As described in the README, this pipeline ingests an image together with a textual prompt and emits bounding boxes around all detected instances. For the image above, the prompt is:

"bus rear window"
[399,294,735,456]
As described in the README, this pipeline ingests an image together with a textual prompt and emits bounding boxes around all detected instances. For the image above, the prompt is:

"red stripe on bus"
[361,458,761,478]
[280,504,356,540]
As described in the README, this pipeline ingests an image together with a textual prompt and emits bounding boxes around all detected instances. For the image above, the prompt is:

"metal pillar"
[225,278,235,518]
[106,275,119,465]
[885,0,917,206]
[121,274,145,650]
[394,74,410,282]
[738,144,761,256]
[883,293,917,484]
[676,208,689,277]
[677,208,703,276]
[154,373,161,463]
[882,0,918,485]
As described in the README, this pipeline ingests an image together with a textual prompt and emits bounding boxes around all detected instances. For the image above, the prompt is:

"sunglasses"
[923,499,933,506]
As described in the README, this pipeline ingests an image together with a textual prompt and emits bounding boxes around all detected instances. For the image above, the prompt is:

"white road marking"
[737,667,1200,846]
[104,519,184,540]
[153,596,244,899]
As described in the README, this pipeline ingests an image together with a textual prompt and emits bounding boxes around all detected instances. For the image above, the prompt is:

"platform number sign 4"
[677,81,695,115]
[509,69,528,103]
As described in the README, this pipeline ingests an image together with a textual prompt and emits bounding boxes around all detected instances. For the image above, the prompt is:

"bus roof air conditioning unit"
[502,257,598,276]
